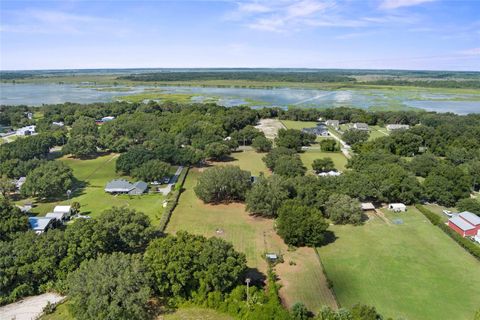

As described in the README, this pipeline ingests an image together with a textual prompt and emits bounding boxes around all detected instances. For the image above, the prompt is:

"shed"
[46,212,67,221]
[448,216,476,237]
[28,217,54,234]
[388,203,407,212]
[386,124,409,131]
[54,205,72,215]
[265,253,278,262]
[361,203,375,211]
[318,171,342,177]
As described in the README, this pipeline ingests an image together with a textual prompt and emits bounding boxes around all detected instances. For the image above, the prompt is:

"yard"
[18,153,169,223]
[317,206,480,320]
[167,150,337,312]
[299,149,348,172]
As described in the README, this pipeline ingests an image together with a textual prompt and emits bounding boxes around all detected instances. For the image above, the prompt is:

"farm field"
[317,206,480,320]
[167,150,337,311]
[18,153,168,223]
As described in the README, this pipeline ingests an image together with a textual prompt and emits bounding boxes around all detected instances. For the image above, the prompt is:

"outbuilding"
[361,202,375,211]
[28,217,55,234]
[448,211,480,237]
[105,179,148,195]
[352,123,369,131]
[388,203,407,212]
[386,124,409,131]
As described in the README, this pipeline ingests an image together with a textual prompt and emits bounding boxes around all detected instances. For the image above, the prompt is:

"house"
[448,211,480,237]
[361,202,375,211]
[386,124,409,131]
[352,123,369,131]
[105,179,148,195]
[16,125,36,136]
[53,205,72,219]
[302,124,329,137]
[46,212,67,222]
[318,171,342,177]
[28,217,55,234]
[15,177,26,190]
[325,120,340,129]
[388,203,407,212]
[101,116,115,122]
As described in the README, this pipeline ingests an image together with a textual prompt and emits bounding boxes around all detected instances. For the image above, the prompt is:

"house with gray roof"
[352,123,369,131]
[28,217,55,234]
[105,179,148,195]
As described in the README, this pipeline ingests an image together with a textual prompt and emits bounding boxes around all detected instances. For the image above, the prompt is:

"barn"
[448,211,480,237]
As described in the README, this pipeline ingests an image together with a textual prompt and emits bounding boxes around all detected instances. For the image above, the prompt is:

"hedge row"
[415,204,480,261]
[158,167,190,232]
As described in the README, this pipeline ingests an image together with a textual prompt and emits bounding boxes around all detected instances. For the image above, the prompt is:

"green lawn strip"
[317,206,480,320]
[163,307,234,320]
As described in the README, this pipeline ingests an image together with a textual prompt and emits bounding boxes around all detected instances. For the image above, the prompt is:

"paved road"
[0,293,65,320]
[158,166,184,196]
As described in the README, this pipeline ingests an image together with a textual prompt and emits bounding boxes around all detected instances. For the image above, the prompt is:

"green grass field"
[299,149,348,172]
[167,150,337,311]
[317,206,480,320]
[18,154,168,223]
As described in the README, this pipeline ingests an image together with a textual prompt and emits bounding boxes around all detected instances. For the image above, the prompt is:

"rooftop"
[53,205,71,213]
[28,217,54,231]
[449,216,475,231]
[459,211,480,226]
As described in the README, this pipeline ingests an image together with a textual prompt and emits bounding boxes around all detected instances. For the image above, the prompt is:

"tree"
[0,198,28,241]
[63,117,99,158]
[231,125,264,145]
[273,156,306,177]
[252,136,272,153]
[408,153,438,177]
[456,198,480,215]
[62,135,98,158]
[275,129,314,151]
[21,161,74,198]
[292,302,310,320]
[245,175,290,217]
[325,194,363,225]
[342,129,369,146]
[0,175,15,199]
[276,200,328,247]
[116,146,155,174]
[144,231,247,298]
[205,142,231,160]
[263,147,296,170]
[67,253,151,320]
[132,160,170,182]
[320,139,338,152]
[424,163,472,206]
[71,201,81,215]
[312,158,335,173]
[194,166,251,203]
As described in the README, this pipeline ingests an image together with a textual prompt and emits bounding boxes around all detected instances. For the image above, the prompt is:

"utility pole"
[245,278,251,304]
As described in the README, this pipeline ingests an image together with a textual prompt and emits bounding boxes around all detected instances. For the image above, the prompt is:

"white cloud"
[379,0,436,10]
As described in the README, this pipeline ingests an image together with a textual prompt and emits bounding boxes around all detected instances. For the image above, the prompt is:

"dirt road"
[0,293,65,320]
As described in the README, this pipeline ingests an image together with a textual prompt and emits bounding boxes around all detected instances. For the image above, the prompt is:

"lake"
[1,83,479,114]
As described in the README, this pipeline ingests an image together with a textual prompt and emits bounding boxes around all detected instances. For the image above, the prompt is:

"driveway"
[158,166,184,196]
[0,293,65,320]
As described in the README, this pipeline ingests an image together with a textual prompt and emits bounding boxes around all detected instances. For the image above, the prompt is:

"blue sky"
[1,0,479,71]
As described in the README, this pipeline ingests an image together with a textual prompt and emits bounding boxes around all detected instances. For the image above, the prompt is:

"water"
[1,83,479,114]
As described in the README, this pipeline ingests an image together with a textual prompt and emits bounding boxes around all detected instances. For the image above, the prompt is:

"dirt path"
[327,129,351,159]
[255,119,286,140]
[0,293,65,320]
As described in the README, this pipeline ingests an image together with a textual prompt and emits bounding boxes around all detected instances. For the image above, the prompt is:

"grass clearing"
[299,149,348,172]
[168,150,336,311]
[161,307,233,320]
[317,206,480,320]
[19,153,167,223]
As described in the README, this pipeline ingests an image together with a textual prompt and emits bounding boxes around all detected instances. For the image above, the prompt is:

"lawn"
[281,120,319,130]
[368,125,389,141]
[317,206,480,320]
[167,150,337,312]
[19,153,168,223]
[299,149,348,172]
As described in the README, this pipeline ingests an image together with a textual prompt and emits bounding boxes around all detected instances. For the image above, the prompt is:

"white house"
[52,205,73,220]
[318,171,342,177]
[16,125,36,136]
[388,203,407,212]
[101,116,115,122]
[386,124,409,131]
[325,120,340,128]
[352,123,369,131]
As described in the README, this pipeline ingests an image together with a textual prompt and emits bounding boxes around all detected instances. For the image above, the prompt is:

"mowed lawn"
[299,149,348,172]
[167,150,337,311]
[317,206,480,320]
[21,153,167,223]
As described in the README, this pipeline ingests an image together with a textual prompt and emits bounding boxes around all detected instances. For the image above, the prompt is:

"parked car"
[163,177,170,184]
[442,210,454,217]
[151,181,161,185]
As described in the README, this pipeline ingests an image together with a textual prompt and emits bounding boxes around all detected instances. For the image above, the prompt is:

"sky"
[0,0,479,71]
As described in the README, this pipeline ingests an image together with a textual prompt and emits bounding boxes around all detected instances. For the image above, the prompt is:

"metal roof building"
[449,211,480,237]
[28,217,54,234]
[105,179,148,195]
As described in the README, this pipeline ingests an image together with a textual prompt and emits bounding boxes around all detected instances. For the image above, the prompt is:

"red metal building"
[448,211,480,237]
